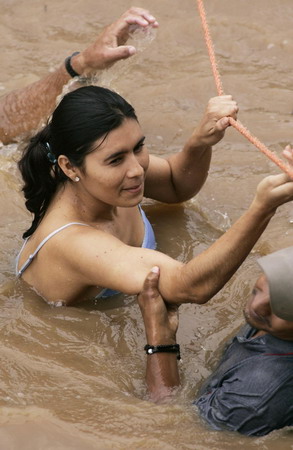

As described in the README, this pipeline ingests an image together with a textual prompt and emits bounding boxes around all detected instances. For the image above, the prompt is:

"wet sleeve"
[194,357,293,436]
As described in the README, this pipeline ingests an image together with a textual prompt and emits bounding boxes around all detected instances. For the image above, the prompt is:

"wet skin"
[73,118,150,212]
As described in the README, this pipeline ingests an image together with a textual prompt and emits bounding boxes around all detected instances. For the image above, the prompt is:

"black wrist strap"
[144,344,181,360]
[64,52,81,78]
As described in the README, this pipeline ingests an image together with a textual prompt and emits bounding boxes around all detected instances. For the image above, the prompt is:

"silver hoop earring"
[74,176,80,182]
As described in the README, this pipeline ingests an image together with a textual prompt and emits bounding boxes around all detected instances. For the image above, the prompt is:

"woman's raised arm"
[144,95,238,203]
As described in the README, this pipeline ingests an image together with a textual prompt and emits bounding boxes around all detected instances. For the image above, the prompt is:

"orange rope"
[197,0,224,96]
[196,0,293,179]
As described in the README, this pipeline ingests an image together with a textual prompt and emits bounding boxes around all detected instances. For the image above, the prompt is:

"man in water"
[138,247,293,436]
[0,7,158,144]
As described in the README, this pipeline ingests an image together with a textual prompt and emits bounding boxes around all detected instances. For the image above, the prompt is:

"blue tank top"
[96,206,156,298]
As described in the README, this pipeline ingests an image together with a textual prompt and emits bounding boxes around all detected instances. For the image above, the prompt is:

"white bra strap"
[17,222,89,277]
[15,238,29,276]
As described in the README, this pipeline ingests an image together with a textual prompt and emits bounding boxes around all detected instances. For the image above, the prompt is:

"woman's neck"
[47,182,118,223]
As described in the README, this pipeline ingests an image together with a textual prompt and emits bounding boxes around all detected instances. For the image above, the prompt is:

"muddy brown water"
[0,0,293,448]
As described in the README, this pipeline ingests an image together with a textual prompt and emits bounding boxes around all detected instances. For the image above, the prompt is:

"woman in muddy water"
[2,1,293,448]
[15,84,293,307]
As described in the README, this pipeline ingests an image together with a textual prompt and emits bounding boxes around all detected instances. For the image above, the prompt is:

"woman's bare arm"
[144,96,238,203]
[65,173,293,305]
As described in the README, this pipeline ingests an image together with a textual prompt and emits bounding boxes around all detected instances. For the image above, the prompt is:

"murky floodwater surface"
[0,0,293,448]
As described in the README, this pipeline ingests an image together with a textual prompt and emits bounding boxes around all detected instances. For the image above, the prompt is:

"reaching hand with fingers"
[72,7,159,75]
[0,7,158,144]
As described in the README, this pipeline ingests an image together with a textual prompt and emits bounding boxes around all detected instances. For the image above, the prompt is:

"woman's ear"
[58,155,80,182]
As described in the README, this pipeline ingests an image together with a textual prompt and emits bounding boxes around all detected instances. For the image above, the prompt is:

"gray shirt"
[194,324,293,436]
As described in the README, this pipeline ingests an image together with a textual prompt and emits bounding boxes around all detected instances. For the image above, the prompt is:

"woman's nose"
[126,155,144,178]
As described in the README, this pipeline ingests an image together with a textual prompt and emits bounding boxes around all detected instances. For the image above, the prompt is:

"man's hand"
[0,7,158,144]
[138,266,178,346]
[138,267,180,402]
[72,7,159,75]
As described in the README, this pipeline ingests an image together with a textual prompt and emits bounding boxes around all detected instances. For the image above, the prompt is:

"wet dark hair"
[18,86,138,238]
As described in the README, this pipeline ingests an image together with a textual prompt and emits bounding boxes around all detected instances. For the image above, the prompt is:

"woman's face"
[76,118,149,208]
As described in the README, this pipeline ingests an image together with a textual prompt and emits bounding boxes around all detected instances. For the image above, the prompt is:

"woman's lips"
[123,183,143,194]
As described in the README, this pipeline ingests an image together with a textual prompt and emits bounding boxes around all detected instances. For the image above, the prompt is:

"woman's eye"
[109,157,123,166]
[134,143,144,154]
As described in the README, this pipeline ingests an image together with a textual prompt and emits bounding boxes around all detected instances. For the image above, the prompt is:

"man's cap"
[257,246,293,321]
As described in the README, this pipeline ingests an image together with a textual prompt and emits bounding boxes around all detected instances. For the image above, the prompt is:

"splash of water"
[57,25,157,104]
